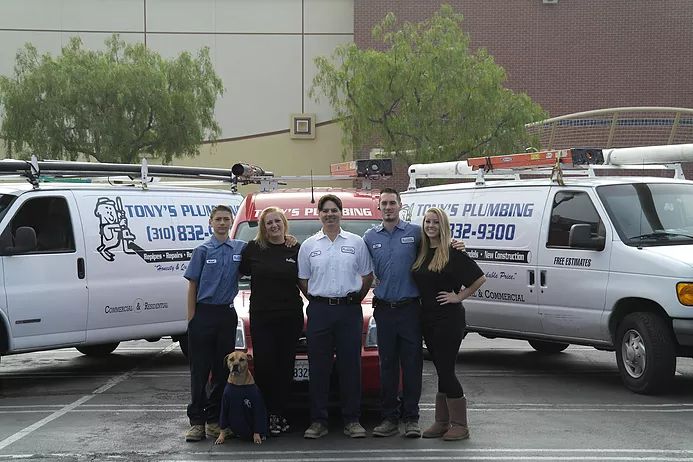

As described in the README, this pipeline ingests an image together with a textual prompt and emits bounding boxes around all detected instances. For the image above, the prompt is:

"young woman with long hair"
[411,207,486,441]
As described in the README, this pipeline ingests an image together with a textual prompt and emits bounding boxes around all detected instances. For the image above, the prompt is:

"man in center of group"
[298,194,374,439]
[363,188,424,438]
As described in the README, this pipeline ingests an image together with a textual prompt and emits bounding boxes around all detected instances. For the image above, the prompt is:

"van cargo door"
[537,188,610,341]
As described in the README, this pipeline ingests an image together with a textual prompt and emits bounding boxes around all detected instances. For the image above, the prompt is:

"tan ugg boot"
[422,392,450,438]
[443,396,469,441]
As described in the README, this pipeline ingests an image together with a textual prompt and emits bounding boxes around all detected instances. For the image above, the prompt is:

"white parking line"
[160,458,693,461]
[2,402,693,414]
[155,447,693,462]
[2,448,693,461]
[0,343,178,451]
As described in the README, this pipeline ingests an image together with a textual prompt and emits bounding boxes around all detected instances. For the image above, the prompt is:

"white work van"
[0,160,243,360]
[402,145,693,394]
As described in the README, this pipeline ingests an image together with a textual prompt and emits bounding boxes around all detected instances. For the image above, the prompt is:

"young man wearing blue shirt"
[364,188,424,438]
[183,205,246,442]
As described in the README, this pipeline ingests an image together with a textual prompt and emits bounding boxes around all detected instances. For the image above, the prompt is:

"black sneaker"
[269,414,281,436]
[279,416,290,433]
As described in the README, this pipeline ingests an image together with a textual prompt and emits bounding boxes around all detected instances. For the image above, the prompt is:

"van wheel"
[528,340,569,353]
[76,342,119,357]
[615,312,675,394]
[175,335,189,358]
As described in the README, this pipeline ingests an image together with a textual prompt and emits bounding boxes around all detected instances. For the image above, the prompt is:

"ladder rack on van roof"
[0,157,246,190]
[407,143,693,190]
[0,156,393,192]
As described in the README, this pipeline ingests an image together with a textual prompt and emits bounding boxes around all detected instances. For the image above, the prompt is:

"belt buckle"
[328,297,339,305]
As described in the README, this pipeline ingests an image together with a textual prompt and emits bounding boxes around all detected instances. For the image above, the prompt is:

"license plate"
[293,359,309,382]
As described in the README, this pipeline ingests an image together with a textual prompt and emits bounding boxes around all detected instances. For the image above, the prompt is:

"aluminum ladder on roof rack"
[407,143,693,190]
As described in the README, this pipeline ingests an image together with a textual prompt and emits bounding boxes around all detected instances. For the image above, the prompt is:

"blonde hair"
[255,207,289,249]
[412,207,451,273]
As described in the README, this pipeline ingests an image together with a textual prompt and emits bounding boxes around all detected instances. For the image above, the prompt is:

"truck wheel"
[615,312,676,394]
[176,335,189,358]
[76,342,119,357]
[528,340,569,353]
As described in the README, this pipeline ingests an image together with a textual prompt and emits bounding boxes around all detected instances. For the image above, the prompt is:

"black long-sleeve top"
[239,240,303,320]
[412,245,484,312]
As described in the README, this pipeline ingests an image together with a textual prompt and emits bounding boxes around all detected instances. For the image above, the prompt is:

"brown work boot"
[185,424,205,442]
[205,422,222,438]
[422,392,450,438]
[442,396,470,441]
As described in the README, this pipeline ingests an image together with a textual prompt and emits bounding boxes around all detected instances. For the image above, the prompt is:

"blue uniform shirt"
[184,235,247,305]
[363,220,421,302]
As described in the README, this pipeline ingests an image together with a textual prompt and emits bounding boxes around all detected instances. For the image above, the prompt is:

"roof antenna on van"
[310,169,315,203]
[27,155,40,189]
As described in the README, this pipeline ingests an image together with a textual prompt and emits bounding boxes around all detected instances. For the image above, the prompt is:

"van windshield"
[234,219,380,288]
[234,219,379,246]
[597,183,693,246]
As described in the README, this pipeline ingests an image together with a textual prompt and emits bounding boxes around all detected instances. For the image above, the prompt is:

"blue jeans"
[373,299,423,422]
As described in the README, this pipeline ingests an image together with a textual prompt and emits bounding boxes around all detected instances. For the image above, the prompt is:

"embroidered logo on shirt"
[401,236,415,244]
[310,250,322,257]
[372,243,382,249]
[206,259,217,264]
[286,257,296,263]
[232,254,242,262]
[341,246,355,254]
[244,398,252,409]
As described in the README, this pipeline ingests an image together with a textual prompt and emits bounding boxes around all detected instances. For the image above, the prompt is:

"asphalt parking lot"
[1,334,693,462]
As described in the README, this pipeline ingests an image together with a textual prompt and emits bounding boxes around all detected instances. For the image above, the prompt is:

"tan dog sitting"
[215,351,268,445]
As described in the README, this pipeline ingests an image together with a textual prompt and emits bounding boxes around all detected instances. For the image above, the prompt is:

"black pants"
[306,301,363,425]
[187,303,237,426]
[373,299,423,422]
[250,311,304,415]
[421,304,465,398]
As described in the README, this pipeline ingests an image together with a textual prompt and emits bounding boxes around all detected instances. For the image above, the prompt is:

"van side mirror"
[3,226,37,255]
[568,223,604,250]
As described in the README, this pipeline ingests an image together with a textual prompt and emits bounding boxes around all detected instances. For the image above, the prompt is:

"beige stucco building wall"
[0,0,354,178]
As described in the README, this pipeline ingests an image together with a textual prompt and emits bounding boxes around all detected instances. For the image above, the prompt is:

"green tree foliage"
[0,35,224,163]
[311,5,546,163]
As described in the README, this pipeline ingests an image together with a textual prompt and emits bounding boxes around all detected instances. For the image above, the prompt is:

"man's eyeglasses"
[320,208,340,214]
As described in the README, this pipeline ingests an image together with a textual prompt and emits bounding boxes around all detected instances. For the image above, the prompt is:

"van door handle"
[528,269,535,293]
[540,270,546,287]
[77,258,85,279]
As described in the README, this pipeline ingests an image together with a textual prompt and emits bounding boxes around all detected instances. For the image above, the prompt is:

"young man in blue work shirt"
[364,188,424,438]
[183,205,245,442]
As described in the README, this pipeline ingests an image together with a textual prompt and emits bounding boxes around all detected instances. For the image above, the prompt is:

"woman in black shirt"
[411,207,486,441]
[239,207,303,436]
